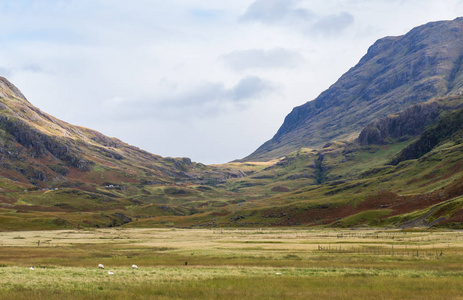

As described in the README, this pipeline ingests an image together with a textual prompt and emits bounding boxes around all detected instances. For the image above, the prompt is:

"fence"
[317,244,450,257]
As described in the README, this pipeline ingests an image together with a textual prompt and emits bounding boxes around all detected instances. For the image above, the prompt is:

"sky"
[1,0,463,164]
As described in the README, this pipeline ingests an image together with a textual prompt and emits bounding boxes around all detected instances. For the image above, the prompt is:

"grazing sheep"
[98,264,104,269]
[108,271,114,275]
[30,267,34,270]
[131,264,138,270]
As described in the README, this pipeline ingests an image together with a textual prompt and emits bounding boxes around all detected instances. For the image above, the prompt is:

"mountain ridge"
[242,17,463,161]
[0,76,245,188]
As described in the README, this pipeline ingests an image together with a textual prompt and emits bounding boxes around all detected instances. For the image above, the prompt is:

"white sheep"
[131,264,138,270]
[108,271,114,275]
[98,264,104,269]
[30,267,34,270]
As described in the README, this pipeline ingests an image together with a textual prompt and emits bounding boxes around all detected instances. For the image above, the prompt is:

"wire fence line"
[316,244,454,257]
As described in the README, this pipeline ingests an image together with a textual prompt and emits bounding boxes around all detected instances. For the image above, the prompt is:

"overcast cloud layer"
[1,0,463,164]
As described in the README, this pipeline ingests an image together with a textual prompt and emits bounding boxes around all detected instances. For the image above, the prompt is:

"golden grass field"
[1,228,463,299]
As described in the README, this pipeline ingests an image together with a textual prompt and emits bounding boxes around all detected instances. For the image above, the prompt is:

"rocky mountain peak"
[242,17,463,161]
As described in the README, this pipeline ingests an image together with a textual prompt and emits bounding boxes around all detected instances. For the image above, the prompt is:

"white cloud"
[240,0,354,36]
[311,12,354,36]
[101,76,276,121]
[240,0,314,26]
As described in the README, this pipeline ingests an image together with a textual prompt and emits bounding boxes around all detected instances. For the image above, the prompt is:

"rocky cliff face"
[390,106,463,165]
[357,101,441,145]
[243,18,463,161]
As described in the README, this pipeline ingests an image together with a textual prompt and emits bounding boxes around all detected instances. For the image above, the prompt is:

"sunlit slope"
[131,96,463,229]
[0,77,246,229]
[0,77,245,186]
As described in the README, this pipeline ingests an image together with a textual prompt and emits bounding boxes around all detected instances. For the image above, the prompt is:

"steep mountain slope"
[0,76,244,187]
[1,77,462,230]
[0,77,247,229]
[194,95,463,229]
[390,104,463,165]
[243,17,463,161]
[227,96,462,196]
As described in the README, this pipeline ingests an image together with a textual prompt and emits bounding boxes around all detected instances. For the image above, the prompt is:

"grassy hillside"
[0,77,248,230]
[1,78,463,231]
[125,96,463,229]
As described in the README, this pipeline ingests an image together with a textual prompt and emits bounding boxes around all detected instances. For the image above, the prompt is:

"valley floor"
[0,228,463,299]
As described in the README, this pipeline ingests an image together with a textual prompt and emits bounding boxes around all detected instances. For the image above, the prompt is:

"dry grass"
[1,228,463,299]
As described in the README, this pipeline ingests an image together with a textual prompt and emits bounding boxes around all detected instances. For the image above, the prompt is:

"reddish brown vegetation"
[265,181,463,226]
[271,186,290,192]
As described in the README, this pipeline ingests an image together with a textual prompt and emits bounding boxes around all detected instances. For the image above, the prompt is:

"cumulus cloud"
[103,76,276,120]
[240,0,354,36]
[164,76,274,107]
[231,76,273,101]
[221,48,305,71]
[240,0,314,26]
[311,12,354,36]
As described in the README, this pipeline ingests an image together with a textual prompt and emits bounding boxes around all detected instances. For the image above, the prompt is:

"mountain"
[2,18,463,231]
[0,77,246,229]
[213,95,463,229]
[1,76,463,230]
[243,17,463,161]
[0,77,246,187]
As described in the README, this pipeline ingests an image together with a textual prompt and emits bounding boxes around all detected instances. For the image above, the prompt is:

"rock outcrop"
[357,101,441,145]
[390,107,463,165]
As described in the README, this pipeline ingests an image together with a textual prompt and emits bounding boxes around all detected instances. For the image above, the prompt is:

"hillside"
[2,19,463,231]
[186,96,463,229]
[243,17,463,161]
[1,79,463,230]
[0,77,246,229]
[0,77,248,186]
